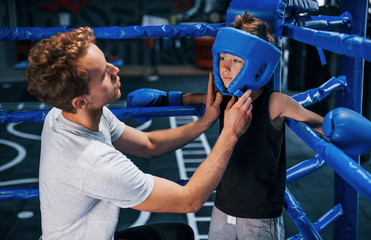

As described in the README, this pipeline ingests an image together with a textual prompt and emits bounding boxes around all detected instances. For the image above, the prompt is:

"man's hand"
[200,72,223,125]
[223,90,253,138]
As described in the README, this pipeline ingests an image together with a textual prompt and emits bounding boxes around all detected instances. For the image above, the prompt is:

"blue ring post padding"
[225,0,286,38]
[286,118,371,202]
[285,188,323,240]
[286,155,326,184]
[292,76,347,107]
[283,23,371,62]
[287,204,344,240]
[334,1,367,238]
[0,23,224,41]
[0,188,39,200]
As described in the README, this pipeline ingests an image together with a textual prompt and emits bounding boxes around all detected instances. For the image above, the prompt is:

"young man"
[25,26,253,240]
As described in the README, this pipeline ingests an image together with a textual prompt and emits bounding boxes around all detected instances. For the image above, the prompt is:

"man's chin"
[112,92,121,103]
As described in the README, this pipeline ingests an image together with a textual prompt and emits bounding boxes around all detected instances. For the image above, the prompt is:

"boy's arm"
[270,92,324,134]
[126,74,209,108]
[182,93,207,105]
[126,89,205,107]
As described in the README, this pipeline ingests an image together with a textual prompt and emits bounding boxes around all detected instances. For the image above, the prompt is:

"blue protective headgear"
[212,27,282,96]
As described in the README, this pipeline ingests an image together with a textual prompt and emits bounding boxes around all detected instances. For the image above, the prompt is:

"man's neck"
[62,108,103,132]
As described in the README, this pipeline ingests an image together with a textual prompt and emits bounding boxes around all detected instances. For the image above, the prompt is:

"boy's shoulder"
[270,90,288,100]
[269,91,292,110]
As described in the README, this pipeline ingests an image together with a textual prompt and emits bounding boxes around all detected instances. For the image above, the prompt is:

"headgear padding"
[212,27,282,96]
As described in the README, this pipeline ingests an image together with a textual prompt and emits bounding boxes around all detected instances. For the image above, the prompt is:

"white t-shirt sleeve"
[79,140,154,208]
[102,107,126,142]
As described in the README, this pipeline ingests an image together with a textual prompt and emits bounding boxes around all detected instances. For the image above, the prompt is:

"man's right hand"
[223,89,253,138]
[199,72,223,127]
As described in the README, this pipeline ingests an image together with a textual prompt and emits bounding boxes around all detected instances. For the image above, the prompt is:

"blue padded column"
[334,0,368,240]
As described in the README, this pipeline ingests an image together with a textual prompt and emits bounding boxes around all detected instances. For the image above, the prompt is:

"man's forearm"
[182,129,238,211]
[145,116,215,158]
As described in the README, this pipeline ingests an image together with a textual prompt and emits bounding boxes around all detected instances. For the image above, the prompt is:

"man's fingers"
[214,92,223,106]
[246,100,253,114]
[235,89,252,106]
[207,72,216,103]
[244,96,253,109]
[226,96,236,111]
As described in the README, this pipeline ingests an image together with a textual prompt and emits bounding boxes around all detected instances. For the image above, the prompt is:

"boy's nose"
[222,61,231,70]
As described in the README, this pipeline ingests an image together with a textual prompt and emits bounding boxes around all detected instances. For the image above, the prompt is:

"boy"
[127,12,323,239]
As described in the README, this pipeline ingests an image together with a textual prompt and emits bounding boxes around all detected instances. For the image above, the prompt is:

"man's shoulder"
[45,107,61,120]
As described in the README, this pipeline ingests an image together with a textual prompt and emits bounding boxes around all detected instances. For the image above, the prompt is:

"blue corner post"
[334,0,368,239]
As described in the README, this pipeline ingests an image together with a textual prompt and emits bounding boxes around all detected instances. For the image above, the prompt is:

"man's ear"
[71,97,87,110]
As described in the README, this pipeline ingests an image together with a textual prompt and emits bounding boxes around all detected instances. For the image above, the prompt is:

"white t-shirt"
[39,107,154,240]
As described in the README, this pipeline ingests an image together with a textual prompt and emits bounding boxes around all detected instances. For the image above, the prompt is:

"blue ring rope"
[0,23,224,41]
[283,23,371,62]
[0,105,205,123]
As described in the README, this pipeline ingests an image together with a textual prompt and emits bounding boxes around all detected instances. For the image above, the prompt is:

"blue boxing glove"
[126,88,183,108]
[126,88,183,122]
[323,107,371,156]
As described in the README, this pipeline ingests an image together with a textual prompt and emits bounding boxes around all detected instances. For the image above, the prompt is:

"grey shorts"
[208,206,284,240]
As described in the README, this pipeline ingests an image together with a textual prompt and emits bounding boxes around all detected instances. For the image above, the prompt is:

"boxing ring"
[1,0,371,239]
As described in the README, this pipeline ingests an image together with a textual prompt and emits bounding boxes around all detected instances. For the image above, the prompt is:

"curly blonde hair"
[26,27,95,113]
[232,12,276,45]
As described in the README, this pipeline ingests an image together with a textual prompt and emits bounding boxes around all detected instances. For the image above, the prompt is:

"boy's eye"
[233,59,242,63]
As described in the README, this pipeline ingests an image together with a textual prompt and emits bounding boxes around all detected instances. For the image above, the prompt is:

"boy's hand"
[223,90,253,138]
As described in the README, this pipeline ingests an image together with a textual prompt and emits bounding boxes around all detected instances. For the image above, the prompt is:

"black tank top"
[215,87,286,218]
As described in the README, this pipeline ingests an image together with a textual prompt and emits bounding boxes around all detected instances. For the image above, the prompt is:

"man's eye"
[234,59,242,63]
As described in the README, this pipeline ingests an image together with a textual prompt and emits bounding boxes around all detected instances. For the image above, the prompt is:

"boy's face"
[79,43,122,109]
[219,53,244,88]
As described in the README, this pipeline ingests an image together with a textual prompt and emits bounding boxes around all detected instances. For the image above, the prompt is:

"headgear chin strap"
[212,27,282,97]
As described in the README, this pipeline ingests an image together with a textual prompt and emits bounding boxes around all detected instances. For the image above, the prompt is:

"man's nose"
[113,65,119,74]
[110,65,119,79]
